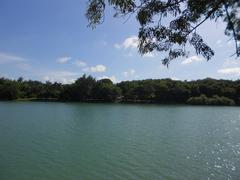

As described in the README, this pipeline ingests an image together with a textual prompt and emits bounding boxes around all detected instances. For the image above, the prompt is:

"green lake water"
[0,102,239,180]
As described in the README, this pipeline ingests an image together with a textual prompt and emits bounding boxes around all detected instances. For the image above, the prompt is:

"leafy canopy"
[86,0,240,65]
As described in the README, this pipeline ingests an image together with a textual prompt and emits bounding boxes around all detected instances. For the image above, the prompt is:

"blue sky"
[0,0,239,83]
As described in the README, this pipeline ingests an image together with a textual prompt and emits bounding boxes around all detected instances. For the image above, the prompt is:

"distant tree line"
[0,75,239,106]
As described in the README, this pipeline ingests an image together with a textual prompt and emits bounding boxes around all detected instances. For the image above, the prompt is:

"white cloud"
[115,36,156,58]
[97,75,117,83]
[122,69,136,77]
[72,59,106,74]
[217,59,240,77]
[73,60,87,67]
[0,52,31,72]
[171,77,180,81]
[0,52,25,64]
[42,71,81,84]
[217,67,240,76]
[222,59,240,67]
[182,56,203,65]
[89,65,106,73]
[115,36,138,49]
[56,56,71,64]
[142,52,155,58]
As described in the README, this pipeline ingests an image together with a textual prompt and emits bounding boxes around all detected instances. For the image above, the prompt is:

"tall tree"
[86,0,240,65]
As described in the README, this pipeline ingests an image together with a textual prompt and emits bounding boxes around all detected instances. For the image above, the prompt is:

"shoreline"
[2,98,237,106]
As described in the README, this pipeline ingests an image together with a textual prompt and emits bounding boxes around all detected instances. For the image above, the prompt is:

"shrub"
[187,95,235,106]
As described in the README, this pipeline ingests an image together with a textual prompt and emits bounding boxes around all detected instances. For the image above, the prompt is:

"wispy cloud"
[115,36,156,58]
[122,69,136,77]
[0,52,31,72]
[182,56,203,65]
[115,36,157,50]
[142,52,155,58]
[0,52,26,64]
[97,75,117,83]
[222,59,240,67]
[217,67,240,76]
[42,71,81,84]
[73,60,87,68]
[115,36,138,49]
[217,58,240,77]
[56,56,72,64]
[85,65,106,73]
[171,77,180,81]
[72,59,106,73]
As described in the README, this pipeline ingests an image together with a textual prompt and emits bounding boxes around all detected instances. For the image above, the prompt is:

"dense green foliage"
[0,77,63,100]
[60,75,121,101]
[187,94,235,106]
[0,75,239,105]
[86,0,240,65]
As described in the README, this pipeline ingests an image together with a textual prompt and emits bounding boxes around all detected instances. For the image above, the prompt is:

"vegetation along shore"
[0,75,239,106]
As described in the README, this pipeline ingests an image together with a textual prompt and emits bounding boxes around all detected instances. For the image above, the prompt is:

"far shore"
[1,98,237,107]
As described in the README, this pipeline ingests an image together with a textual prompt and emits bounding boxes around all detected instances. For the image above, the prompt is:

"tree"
[92,79,122,101]
[86,0,240,65]
[187,94,235,105]
[0,81,19,100]
[0,75,239,105]
[60,75,96,101]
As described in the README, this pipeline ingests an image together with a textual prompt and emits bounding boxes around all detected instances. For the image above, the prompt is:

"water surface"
[0,102,240,179]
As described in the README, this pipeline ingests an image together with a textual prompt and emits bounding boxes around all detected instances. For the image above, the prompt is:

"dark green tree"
[0,80,19,100]
[92,79,122,101]
[60,75,96,101]
[0,76,239,106]
[86,0,240,65]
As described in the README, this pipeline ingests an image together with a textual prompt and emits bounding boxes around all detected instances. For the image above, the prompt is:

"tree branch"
[223,2,239,56]
[185,3,222,37]
[122,0,186,24]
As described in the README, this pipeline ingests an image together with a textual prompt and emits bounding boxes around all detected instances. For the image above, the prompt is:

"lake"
[0,102,239,180]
